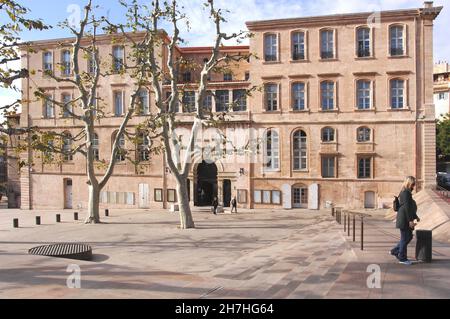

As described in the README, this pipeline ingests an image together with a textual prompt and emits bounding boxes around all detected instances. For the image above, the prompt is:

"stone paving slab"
[1,207,450,299]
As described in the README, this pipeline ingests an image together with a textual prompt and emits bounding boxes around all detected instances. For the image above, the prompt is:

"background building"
[434,61,450,119]
[18,2,441,211]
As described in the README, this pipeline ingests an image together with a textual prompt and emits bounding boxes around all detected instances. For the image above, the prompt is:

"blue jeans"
[391,228,413,261]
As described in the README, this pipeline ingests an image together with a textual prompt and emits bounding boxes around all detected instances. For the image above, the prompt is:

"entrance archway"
[195,161,218,206]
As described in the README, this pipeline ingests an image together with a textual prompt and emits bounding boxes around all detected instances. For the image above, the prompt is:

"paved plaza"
[0,207,450,299]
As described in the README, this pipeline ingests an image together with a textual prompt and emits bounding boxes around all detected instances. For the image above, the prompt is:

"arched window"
[293,130,307,170]
[357,127,371,142]
[137,131,151,162]
[264,33,278,62]
[62,133,73,161]
[264,129,279,171]
[292,31,305,60]
[113,131,126,162]
[356,27,371,57]
[92,133,99,161]
[321,127,335,142]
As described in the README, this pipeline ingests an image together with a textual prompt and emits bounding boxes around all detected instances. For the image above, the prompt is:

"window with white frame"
[113,46,125,72]
[357,127,371,142]
[321,81,335,110]
[61,50,71,76]
[357,80,372,109]
[114,132,126,162]
[215,90,229,112]
[357,27,371,57]
[265,84,278,111]
[62,133,73,162]
[292,31,305,60]
[114,91,124,116]
[183,91,196,113]
[92,133,99,161]
[202,91,213,111]
[43,95,55,118]
[293,130,307,170]
[264,34,278,62]
[320,30,335,59]
[138,89,149,115]
[137,131,151,162]
[43,52,53,74]
[292,82,306,111]
[62,93,72,118]
[232,89,247,112]
[264,129,279,171]
[321,127,335,142]
[358,157,372,179]
[322,156,336,178]
[390,79,405,109]
[390,25,404,56]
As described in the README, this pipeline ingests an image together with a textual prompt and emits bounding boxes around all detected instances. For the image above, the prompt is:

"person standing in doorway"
[212,197,219,215]
[390,176,420,265]
[231,196,238,213]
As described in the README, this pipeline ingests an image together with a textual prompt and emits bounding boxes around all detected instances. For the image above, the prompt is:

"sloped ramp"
[29,243,92,261]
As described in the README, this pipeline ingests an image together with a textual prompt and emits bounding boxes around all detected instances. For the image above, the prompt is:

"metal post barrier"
[105,209,109,217]
[331,207,335,217]
[347,214,350,236]
[353,215,356,242]
[56,214,61,223]
[13,219,19,228]
[344,211,346,231]
[74,212,78,221]
[361,217,364,251]
[36,216,41,225]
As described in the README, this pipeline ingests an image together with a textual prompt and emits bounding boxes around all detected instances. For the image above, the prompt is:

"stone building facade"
[18,3,441,211]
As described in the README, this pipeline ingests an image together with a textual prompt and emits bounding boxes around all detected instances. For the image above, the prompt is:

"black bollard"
[36,216,41,225]
[105,209,109,217]
[74,212,79,221]
[56,214,61,223]
[13,218,19,228]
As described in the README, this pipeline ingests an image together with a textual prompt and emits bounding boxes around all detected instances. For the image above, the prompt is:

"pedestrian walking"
[231,196,238,213]
[212,197,218,215]
[390,176,421,265]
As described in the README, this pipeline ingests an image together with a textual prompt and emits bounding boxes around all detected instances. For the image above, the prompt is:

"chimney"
[424,1,433,8]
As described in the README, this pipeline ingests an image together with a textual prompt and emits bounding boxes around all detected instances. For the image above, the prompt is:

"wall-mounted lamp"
[239,168,245,176]
[165,167,171,174]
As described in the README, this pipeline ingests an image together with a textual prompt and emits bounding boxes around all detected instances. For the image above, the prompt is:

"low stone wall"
[386,189,450,243]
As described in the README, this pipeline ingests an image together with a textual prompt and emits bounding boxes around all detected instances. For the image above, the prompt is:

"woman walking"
[390,176,420,265]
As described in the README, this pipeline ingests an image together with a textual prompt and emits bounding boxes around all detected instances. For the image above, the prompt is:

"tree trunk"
[85,184,101,224]
[176,180,195,229]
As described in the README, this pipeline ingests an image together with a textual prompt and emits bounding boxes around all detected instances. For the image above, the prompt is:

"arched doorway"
[195,161,218,206]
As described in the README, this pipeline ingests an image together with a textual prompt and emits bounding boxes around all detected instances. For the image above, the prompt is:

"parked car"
[437,173,450,190]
